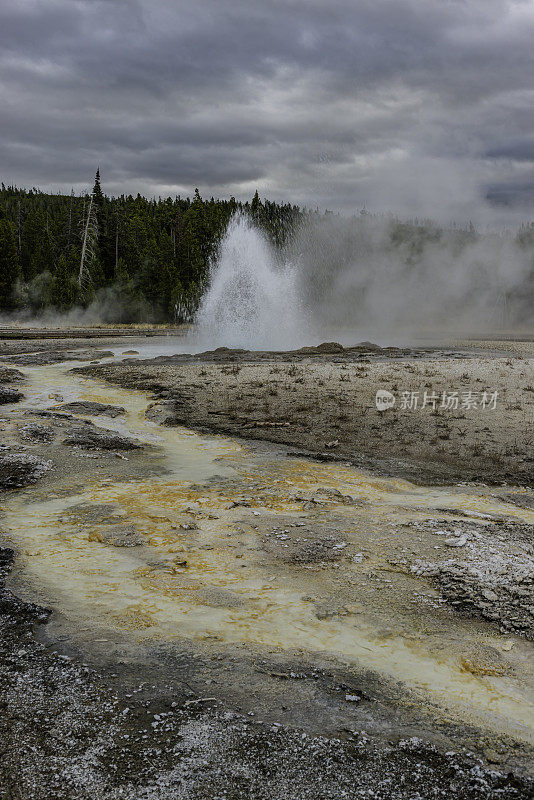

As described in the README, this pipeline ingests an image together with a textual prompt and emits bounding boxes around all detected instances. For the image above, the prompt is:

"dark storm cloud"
[486,182,534,206]
[486,138,534,162]
[1,0,534,221]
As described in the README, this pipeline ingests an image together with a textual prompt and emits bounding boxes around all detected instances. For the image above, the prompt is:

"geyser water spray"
[196,213,309,350]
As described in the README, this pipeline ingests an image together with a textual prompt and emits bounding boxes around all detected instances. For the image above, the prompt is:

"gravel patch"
[0,452,52,491]
[411,521,534,638]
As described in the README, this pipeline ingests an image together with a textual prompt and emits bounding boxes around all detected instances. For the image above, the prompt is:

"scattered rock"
[63,424,142,451]
[504,493,534,510]
[292,488,362,507]
[88,524,143,547]
[314,487,361,505]
[290,536,346,564]
[63,503,121,525]
[74,350,115,360]
[325,439,339,449]
[56,401,126,417]
[0,386,24,405]
[0,367,24,383]
[412,521,534,637]
[1,349,113,366]
[30,409,74,420]
[445,534,468,547]
[18,423,54,442]
[460,655,506,678]
[484,749,504,764]
[0,453,52,491]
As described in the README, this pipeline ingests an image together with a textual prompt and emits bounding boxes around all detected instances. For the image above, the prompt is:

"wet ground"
[0,333,533,798]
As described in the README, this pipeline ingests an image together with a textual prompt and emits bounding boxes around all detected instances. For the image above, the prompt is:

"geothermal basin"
[0,332,533,798]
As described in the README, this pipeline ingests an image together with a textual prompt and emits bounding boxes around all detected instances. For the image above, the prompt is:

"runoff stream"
[1,355,533,753]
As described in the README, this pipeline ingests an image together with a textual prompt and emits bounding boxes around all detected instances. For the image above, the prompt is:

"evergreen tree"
[250,190,261,223]
[0,180,305,319]
[21,207,54,281]
[0,219,21,308]
[154,230,176,314]
[91,168,118,282]
[138,234,161,307]
[26,270,54,311]
[51,253,78,309]
[115,256,130,285]
[177,189,209,286]
[92,169,104,212]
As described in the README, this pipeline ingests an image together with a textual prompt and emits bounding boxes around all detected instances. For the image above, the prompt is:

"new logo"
[375,389,396,411]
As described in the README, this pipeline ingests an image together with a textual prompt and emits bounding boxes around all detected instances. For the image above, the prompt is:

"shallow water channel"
[2,359,533,748]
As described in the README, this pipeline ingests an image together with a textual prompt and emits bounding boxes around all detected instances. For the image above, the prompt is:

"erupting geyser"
[196,213,309,350]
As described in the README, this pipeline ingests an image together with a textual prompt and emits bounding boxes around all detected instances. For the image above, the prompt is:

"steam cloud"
[197,212,534,350]
[1,281,161,329]
[288,214,534,344]
[3,212,533,347]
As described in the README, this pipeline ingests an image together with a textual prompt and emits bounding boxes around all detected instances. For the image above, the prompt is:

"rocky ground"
[79,338,534,641]
[78,339,534,485]
[1,542,533,800]
[0,331,533,798]
[410,518,533,638]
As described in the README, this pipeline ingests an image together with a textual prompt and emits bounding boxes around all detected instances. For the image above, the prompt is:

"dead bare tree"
[78,193,98,294]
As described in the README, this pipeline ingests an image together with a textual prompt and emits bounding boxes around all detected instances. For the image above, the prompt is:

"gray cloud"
[1,0,534,223]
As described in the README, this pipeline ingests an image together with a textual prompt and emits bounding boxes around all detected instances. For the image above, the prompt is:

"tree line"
[1,172,533,324]
[0,172,302,321]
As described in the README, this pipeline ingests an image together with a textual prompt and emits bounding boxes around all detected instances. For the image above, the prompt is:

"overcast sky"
[1,0,533,224]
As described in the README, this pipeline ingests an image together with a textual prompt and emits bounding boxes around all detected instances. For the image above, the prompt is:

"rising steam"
[195,211,533,351]
[196,213,309,349]
[289,214,534,341]
[5,210,533,347]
